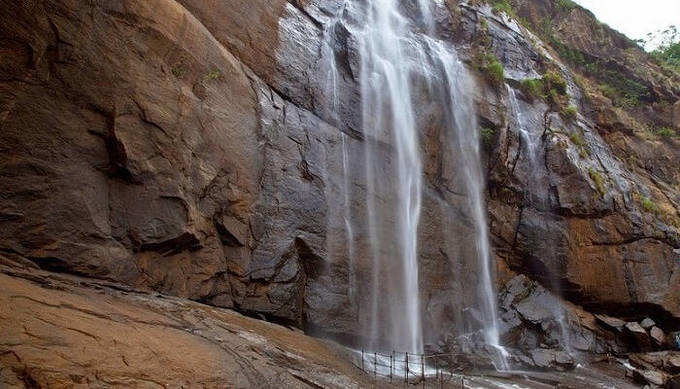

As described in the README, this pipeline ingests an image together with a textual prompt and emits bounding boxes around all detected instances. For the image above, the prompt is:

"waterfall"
[358,0,424,353]
[430,40,507,369]
[319,0,506,364]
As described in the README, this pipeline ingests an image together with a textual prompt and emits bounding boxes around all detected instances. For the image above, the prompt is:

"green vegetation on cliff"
[646,26,680,73]
[654,42,680,72]
[477,51,505,86]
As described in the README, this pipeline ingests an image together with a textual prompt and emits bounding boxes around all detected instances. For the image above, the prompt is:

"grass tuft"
[172,64,187,78]
[561,105,578,121]
[203,69,221,81]
[654,127,677,138]
[477,52,505,87]
[588,168,606,196]
[641,196,658,213]
[480,127,497,149]
[520,78,544,101]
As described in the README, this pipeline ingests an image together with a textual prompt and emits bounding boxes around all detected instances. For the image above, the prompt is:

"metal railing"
[355,349,472,388]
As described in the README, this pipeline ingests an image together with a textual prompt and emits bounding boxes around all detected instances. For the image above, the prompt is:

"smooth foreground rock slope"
[0,256,369,388]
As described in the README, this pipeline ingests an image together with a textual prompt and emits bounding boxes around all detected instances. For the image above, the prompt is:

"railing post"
[440,358,444,389]
[361,349,364,372]
[421,354,425,388]
[405,352,409,384]
[390,350,393,382]
[373,352,377,380]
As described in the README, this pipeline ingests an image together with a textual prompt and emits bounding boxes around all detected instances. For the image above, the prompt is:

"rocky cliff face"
[1,0,679,386]
[479,0,680,327]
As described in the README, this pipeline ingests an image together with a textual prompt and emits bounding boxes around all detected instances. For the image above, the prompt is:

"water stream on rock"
[507,87,538,167]
[430,40,508,369]
[321,6,358,308]
[507,85,571,354]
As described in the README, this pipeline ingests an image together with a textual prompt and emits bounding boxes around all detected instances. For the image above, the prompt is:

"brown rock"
[673,100,680,130]
[625,322,651,349]
[638,369,665,386]
[215,215,249,248]
[0,0,345,333]
[595,314,626,332]
[651,327,666,347]
[0,0,262,304]
[0,265,371,388]
[669,355,680,374]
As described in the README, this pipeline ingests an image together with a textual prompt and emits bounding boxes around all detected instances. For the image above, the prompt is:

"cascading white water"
[319,0,507,363]
[508,87,537,165]
[359,0,424,353]
[321,3,360,308]
[430,40,507,369]
[341,133,357,302]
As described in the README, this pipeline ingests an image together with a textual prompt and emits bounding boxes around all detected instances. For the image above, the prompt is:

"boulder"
[531,349,556,369]
[555,351,576,369]
[651,327,666,348]
[638,370,665,386]
[595,314,626,332]
[625,322,651,349]
[668,355,680,374]
[641,318,656,330]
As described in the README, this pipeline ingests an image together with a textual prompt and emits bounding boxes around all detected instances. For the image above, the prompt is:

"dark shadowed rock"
[668,376,680,389]
[626,322,652,349]
[499,275,622,361]
[671,333,680,351]
[669,355,680,374]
